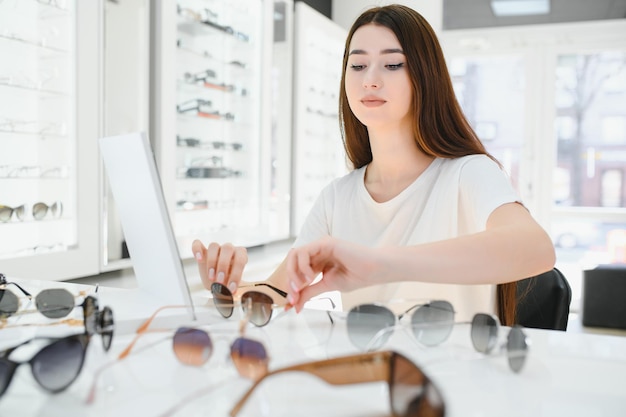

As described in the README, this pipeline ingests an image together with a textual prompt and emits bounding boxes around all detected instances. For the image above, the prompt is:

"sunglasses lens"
[241,291,273,327]
[50,201,62,218]
[0,360,17,398]
[347,304,395,351]
[471,313,499,353]
[33,202,48,220]
[391,354,445,417]
[0,290,19,318]
[35,288,75,318]
[0,206,11,222]
[14,205,25,220]
[31,335,87,393]
[230,337,268,380]
[99,306,115,351]
[173,327,213,366]
[211,282,234,318]
[82,296,98,334]
[410,300,455,347]
[506,325,528,373]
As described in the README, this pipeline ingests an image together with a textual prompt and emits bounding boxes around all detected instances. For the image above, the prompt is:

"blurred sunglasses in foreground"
[0,295,114,398]
[211,282,288,327]
[87,298,268,404]
[229,350,445,417]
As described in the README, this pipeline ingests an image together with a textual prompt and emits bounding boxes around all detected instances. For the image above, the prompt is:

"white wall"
[332,0,443,32]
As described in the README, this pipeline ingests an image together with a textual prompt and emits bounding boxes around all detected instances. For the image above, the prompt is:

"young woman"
[192,4,555,325]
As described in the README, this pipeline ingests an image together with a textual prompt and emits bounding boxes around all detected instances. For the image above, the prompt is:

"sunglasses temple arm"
[6,281,32,299]
[229,352,392,417]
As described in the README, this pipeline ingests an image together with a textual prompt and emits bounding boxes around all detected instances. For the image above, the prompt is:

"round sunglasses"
[210,282,286,327]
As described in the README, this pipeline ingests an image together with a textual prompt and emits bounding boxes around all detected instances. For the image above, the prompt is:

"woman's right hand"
[192,240,248,293]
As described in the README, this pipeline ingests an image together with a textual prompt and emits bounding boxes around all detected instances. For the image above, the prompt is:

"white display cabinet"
[0,1,100,280]
[290,2,347,236]
[151,0,292,260]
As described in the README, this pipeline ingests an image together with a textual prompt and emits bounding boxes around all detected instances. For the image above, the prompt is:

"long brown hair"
[339,4,517,325]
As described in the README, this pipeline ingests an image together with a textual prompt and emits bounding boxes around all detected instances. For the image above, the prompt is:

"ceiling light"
[490,0,550,17]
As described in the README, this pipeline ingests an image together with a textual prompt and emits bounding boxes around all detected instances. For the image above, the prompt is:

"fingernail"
[228,281,237,293]
[208,268,215,281]
[194,251,202,261]
[217,272,225,284]
[305,275,313,283]
[287,294,295,305]
[290,280,299,292]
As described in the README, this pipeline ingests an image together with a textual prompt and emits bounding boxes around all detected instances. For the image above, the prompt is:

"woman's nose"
[363,68,381,89]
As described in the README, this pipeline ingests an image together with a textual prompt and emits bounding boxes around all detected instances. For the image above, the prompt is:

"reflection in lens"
[410,300,455,347]
[506,325,528,373]
[0,290,19,318]
[173,327,213,366]
[241,291,273,327]
[211,283,234,318]
[35,288,75,318]
[471,313,499,353]
[347,304,396,351]
[230,337,268,380]
[32,335,87,392]
[391,353,445,417]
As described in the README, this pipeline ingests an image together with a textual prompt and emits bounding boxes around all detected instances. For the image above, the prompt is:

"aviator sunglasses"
[229,350,445,417]
[0,295,115,398]
[1,273,87,319]
[210,282,287,327]
[345,300,456,351]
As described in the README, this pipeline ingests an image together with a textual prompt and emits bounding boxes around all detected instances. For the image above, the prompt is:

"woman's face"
[344,24,412,130]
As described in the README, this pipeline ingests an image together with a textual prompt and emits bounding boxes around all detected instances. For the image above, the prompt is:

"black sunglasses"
[210,282,287,327]
[0,295,114,398]
[1,273,86,319]
[229,350,445,417]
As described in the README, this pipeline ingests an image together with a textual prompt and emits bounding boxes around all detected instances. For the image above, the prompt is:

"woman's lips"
[361,98,386,107]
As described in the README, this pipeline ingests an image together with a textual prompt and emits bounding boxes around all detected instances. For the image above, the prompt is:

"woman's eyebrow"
[348,48,404,56]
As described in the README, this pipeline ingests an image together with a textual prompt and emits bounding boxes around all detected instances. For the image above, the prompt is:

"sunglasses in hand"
[210,282,288,327]
[229,350,445,417]
[0,295,114,398]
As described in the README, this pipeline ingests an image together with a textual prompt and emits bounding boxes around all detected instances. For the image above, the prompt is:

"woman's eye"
[349,64,365,71]
[386,63,405,70]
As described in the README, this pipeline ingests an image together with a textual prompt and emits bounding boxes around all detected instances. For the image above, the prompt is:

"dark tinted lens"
[31,335,87,393]
[35,288,75,318]
[230,337,268,380]
[0,289,19,318]
[32,202,49,220]
[506,325,528,373]
[0,359,18,397]
[240,291,273,327]
[410,301,455,347]
[347,304,396,351]
[471,313,499,353]
[82,296,98,334]
[390,353,445,417]
[211,283,234,318]
[173,327,213,366]
[99,306,115,351]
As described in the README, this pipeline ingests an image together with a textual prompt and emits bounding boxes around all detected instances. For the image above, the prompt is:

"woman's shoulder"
[439,154,501,173]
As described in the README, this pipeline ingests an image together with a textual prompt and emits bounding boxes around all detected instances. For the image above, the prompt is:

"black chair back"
[515,268,572,331]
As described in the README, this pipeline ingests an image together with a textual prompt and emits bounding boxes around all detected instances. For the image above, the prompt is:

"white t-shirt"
[294,155,521,320]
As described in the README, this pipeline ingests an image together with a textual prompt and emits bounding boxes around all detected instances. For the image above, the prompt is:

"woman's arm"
[286,202,555,311]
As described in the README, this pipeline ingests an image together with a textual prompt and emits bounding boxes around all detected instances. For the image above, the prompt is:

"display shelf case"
[150,0,292,260]
[0,0,100,280]
[290,2,347,236]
